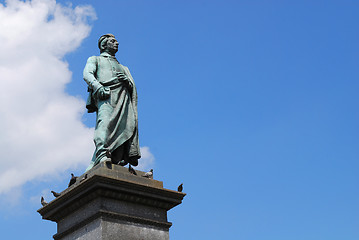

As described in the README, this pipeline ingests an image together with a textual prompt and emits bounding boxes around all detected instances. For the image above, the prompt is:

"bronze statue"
[84,34,141,171]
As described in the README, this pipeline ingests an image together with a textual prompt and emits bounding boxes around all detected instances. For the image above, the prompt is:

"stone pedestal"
[38,162,186,240]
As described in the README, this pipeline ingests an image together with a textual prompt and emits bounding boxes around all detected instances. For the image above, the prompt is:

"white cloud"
[137,146,155,171]
[0,0,96,194]
[0,0,155,196]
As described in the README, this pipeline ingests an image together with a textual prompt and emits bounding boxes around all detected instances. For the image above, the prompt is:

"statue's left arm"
[83,56,102,94]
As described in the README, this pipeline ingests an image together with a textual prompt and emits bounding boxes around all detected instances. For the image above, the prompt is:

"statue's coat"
[83,52,140,171]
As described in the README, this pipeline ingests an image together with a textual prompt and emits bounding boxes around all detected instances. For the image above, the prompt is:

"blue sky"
[0,0,358,239]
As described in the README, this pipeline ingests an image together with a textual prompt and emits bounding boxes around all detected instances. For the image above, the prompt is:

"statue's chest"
[98,57,125,73]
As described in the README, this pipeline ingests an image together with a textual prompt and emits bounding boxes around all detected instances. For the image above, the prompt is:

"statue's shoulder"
[86,55,99,63]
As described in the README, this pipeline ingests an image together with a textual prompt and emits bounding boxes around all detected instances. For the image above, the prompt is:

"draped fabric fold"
[84,52,140,171]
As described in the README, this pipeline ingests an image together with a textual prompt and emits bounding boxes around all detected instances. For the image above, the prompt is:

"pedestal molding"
[37,163,185,240]
[53,210,173,240]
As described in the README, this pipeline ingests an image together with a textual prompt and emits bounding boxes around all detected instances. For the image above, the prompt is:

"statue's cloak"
[84,52,140,170]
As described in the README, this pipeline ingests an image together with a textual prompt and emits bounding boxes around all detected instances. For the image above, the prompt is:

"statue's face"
[105,37,119,54]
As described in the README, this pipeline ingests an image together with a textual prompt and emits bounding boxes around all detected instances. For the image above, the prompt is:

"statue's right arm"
[83,56,102,94]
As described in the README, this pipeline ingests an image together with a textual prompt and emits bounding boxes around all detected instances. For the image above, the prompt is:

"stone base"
[38,162,185,240]
[58,215,169,240]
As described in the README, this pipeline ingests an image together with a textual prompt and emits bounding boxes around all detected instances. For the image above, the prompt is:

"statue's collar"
[100,52,116,59]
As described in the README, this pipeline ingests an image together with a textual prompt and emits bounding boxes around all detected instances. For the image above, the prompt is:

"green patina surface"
[84,34,140,171]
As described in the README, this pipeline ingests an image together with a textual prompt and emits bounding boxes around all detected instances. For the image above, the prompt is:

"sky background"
[0,0,358,239]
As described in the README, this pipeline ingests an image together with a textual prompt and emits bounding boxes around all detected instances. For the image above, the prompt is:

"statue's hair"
[98,34,116,52]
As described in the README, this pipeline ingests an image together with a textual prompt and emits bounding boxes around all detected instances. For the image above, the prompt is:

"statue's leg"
[94,100,113,164]
[128,156,139,166]
[111,145,124,165]
[126,131,140,166]
[116,139,139,166]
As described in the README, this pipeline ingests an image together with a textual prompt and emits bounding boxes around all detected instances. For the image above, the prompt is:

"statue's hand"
[116,72,132,90]
[97,86,110,100]
[116,72,128,81]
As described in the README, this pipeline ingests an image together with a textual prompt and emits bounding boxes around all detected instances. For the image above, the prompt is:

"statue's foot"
[100,156,112,164]
[118,160,128,166]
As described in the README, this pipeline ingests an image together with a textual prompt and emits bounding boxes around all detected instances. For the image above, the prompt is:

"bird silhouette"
[41,196,48,206]
[128,164,137,175]
[80,174,88,182]
[142,169,153,179]
[68,173,77,187]
[177,183,183,192]
[51,191,61,198]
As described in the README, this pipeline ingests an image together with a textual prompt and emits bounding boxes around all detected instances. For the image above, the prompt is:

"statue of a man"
[84,34,141,171]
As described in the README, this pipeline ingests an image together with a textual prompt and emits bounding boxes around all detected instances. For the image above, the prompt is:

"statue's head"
[98,34,118,55]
